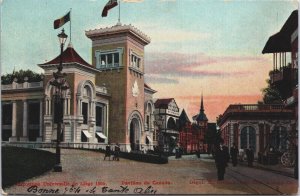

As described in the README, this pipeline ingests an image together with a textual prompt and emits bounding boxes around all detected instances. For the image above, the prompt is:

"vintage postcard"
[1,0,299,195]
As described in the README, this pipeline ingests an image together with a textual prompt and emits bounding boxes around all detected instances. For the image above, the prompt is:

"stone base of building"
[36,137,43,142]
[9,136,18,142]
[19,137,28,141]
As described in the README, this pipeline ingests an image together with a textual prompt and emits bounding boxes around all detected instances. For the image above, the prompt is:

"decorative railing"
[2,142,155,153]
[225,104,285,112]
[2,81,43,90]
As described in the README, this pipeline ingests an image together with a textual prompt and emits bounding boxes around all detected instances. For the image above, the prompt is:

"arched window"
[82,85,92,125]
[270,126,288,152]
[167,117,176,130]
[240,126,256,152]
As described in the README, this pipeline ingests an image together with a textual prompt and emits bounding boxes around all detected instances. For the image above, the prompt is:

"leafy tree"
[261,78,283,104]
[1,69,43,84]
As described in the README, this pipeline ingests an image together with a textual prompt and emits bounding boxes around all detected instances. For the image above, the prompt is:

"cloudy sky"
[1,0,298,121]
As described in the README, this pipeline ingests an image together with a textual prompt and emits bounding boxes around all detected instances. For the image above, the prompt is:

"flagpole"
[118,0,121,24]
[70,8,72,43]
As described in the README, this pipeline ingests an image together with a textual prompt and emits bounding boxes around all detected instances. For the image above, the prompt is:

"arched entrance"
[271,126,288,152]
[128,111,143,152]
[240,126,256,152]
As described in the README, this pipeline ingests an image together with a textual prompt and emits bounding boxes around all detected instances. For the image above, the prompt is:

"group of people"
[214,139,255,180]
[103,143,120,161]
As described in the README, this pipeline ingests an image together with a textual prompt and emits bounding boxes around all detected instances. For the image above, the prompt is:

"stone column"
[64,99,67,115]
[37,100,43,141]
[77,97,81,116]
[67,98,71,115]
[45,98,49,115]
[20,100,28,141]
[9,100,17,141]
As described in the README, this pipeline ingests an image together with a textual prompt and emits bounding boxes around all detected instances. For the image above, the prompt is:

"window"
[95,48,123,69]
[107,53,113,66]
[131,54,141,68]
[81,132,88,142]
[240,126,256,152]
[146,115,150,131]
[96,106,103,127]
[82,102,88,124]
[2,104,12,125]
[271,126,288,152]
[28,102,40,125]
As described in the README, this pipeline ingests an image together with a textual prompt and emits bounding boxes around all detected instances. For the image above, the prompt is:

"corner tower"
[86,24,150,151]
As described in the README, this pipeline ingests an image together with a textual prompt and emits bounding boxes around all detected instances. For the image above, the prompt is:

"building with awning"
[2,23,159,153]
[262,9,298,158]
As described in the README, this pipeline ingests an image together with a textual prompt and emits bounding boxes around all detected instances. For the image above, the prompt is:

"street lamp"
[155,116,164,156]
[51,28,68,172]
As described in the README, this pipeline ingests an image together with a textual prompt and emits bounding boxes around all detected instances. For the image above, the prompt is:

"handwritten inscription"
[27,185,158,194]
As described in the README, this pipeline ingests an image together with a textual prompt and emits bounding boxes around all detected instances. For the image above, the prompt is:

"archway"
[240,126,256,152]
[271,126,288,152]
[128,111,142,151]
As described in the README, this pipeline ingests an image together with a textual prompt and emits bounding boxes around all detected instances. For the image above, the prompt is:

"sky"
[0,0,298,121]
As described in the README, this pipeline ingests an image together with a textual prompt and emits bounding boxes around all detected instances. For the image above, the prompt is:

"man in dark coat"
[230,143,238,166]
[104,143,111,161]
[214,139,230,180]
[113,143,120,161]
[246,147,254,167]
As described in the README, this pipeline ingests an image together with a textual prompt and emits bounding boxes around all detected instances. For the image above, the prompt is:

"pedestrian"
[113,143,120,161]
[214,138,230,180]
[104,143,111,161]
[246,147,254,167]
[230,143,238,166]
[294,144,298,179]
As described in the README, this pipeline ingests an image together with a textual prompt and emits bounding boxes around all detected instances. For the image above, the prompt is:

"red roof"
[144,83,156,92]
[40,44,92,67]
[154,98,173,108]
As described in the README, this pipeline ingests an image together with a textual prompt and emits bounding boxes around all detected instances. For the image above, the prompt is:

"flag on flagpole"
[54,11,71,29]
[102,0,118,17]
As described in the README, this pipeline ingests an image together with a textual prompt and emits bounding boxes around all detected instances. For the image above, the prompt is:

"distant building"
[178,95,208,153]
[178,109,192,152]
[217,10,298,159]
[154,98,180,153]
[217,104,294,157]
[192,95,208,152]
[262,9,298,147]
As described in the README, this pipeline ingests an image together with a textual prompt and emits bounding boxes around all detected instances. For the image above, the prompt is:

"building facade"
[154,98,180,153]
[262,9,298,152]
[2,24,158,152]
[178,96,209,153]
[217,104,294,157]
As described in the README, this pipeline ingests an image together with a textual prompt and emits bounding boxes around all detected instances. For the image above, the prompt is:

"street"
[4,149,299,195]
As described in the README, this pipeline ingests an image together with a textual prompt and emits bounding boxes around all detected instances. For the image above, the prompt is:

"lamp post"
[155,116,164,156]
[51,29,68,172]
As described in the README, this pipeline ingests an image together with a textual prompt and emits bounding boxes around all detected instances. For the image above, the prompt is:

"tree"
[1,69,43,84]
[261,78,283,104]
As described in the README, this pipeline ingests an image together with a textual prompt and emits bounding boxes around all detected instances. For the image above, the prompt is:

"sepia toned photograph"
[1,0,299,195]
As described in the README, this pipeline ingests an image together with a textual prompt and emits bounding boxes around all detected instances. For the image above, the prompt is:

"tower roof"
[85,24,151,46]
[39,43,92,67]
[192,94,208,122]
[179,109,191,124]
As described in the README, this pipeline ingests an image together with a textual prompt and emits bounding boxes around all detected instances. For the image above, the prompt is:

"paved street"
[4,149,299,195]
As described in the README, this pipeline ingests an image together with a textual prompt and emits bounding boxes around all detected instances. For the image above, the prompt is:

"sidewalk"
[170,154,296,178]
[236,160,295,178]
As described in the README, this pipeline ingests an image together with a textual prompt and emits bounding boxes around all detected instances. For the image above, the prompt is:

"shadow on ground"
[2,146,56,188]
